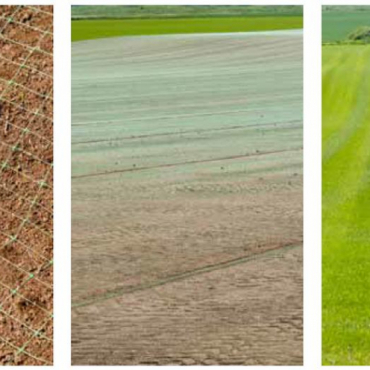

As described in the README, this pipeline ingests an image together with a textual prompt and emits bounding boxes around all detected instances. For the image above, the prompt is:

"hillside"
[322,6,370,42]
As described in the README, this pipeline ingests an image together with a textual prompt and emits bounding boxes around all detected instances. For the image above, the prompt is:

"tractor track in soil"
[72,119,301,145]
[73,242,301,308]
[72,147,302,180]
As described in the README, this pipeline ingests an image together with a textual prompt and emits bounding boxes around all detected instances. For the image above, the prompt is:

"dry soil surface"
[0,5,53,366]
[72,30,303,365]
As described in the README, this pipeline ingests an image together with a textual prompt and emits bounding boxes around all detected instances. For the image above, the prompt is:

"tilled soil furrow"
[73,242,301,308]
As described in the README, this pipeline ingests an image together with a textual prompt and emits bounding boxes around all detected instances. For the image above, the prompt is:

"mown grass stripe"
[322,44,370,366]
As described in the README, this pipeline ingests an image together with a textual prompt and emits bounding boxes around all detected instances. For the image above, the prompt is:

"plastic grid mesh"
[0,5,53,366]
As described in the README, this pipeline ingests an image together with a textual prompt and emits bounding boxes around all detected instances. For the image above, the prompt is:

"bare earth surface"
[72,30,303,365]
[0,5,53,366]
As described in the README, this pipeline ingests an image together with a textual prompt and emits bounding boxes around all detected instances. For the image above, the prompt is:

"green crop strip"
[72,16,303,42]
[322,45,370,365]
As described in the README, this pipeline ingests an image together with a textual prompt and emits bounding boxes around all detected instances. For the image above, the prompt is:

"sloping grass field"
[322,45,370,365]
[322,6,370,42]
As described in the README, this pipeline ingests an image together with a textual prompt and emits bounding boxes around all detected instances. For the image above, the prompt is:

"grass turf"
[72,16,303,42]
[322,6,370,42]
[322,44,370,365]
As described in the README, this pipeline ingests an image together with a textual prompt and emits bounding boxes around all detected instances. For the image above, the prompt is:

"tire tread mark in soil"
[72,147,303,180]
[72,242,301,309]
[72,119,301,145]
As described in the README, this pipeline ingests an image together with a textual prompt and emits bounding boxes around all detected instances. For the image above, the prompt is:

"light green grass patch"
[72,16,303,42]
[322,44,370,365]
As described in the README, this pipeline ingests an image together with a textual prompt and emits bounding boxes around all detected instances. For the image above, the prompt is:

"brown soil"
[73,246,302,365]
[72,31,303,365]
[0,5,53,366]
[72,169,303,365]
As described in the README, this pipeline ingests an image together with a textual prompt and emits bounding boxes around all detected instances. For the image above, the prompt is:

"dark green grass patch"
[72,5,303,20]
[323,6,370,42]
[72,16,303,42]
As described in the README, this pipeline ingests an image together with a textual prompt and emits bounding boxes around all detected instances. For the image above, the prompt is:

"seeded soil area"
[72,30,303,365]
[0,5,53,366]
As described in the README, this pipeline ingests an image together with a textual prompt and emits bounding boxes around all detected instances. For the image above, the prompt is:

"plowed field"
[72,30,303,365]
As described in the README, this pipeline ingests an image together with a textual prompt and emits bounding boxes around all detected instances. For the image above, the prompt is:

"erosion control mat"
[72,30,303,365]
[0,5,53,366]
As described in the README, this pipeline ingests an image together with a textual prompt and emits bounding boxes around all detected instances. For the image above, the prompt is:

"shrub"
[347,26,370,43]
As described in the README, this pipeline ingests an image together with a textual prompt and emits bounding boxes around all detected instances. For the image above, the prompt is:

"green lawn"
[72,16,302,42]
[322,44,370,365]
[322,7,370,42]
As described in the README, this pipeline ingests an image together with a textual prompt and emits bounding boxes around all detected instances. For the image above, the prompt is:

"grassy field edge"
[72,16,303,42]
[72,5,303,20]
